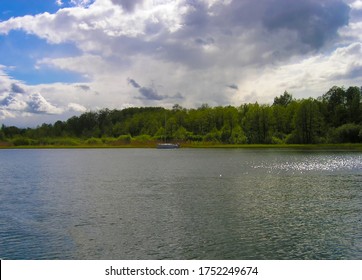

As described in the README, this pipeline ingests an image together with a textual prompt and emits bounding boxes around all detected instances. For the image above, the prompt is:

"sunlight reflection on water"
[253,154,362,173]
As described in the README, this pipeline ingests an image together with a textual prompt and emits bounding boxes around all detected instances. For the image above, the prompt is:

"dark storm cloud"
[203,1,348,45]
[75,84,91,91]
[262,0,350,49]
[213,0,350,49]
[138,87,166,100]
[194,37,215,46]
[11,83,25,94]
[227,84,239,90]
[127,78,141,89]
[111,0,144,12]
[142,0,350,71]
[128,78,167,100]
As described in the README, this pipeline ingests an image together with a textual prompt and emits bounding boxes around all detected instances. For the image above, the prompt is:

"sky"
[0,0,362,126]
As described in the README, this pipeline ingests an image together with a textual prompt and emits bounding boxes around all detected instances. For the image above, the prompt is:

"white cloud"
[1,93,28,111]
[28,93,64,114]
[70,0,94,7]
[350,0,362,9]
[0,109,16,120]
[68,102,87,112]
[231,42,362,104]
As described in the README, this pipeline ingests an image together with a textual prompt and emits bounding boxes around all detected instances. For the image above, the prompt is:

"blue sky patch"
[0,0,60,21]
[0,30,83,84]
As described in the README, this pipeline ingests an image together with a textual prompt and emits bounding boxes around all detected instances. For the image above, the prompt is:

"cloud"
[0,92,28,111]
[0,78,67,117]
[75,84,91,91]
[68,102,87,112]
[55,0,64,6]
[128,78,167,100]
[69,0,94,7]
[328,42,362,79]
[110,0,144,12]
[173,92,184,99]
[262,0,350,49]
[11,83,26,94]
[0,108,16,120]
[351,0,362,9]
[27,93,63,114]
[127,78,141,89]
[138,86,166,100]
[227,84,238,90]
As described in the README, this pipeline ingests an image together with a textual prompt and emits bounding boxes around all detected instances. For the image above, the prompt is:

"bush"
[117,134,132,144]
[101,137,117,144]
[332,123,362,143]
[133,134,152,143]
[12,137,37,146]
[53,138,81,146]
[85,137,103,145]
[186,134,203,142]
[285,132,298,144]
[203,129,221,143]
[271,136,284,144]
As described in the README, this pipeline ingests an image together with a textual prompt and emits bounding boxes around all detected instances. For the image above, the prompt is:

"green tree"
[204,128,221,142]
[174,126,189,141]
[0,125,5,141]
[332,123,362,143]
[273,91,293,107]
[97,109,113,136]
[293,99,323,144]
[53,120,65,137]
[271,105,288,140]
[321,86,347,127]
[345,86,361,123]
[230,125,247,144]
[243,103,272,143]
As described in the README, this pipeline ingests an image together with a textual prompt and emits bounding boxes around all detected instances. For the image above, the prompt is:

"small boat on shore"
[157,112,180,149]
[157,143,180,149]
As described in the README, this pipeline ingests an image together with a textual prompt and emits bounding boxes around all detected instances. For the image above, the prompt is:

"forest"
[1,85,362,147]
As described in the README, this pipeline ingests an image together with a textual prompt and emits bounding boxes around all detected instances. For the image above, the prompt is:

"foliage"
[273,91,293,107]
[293,98,324,144]
[332,123,362,143]
[0,128,4,141]
[85,137,104,145]
[11,137,37,146]
[1,85,362,146]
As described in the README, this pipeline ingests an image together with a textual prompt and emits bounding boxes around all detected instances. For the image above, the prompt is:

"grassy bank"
[182,143,362,150]
[1,141,362,150]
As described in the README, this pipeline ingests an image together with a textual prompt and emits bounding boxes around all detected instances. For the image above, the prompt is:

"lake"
[0,148,361,259]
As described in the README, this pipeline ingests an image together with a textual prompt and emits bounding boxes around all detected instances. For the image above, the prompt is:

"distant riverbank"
[1,142,362,151]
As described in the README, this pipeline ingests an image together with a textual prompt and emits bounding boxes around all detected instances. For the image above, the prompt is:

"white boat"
[157,112,180,149]
[157,143,180,149]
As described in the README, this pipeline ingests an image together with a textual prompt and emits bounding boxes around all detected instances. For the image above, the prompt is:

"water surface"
[0,148,361,259]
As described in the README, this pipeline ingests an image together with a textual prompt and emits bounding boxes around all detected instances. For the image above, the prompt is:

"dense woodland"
[1,85,362,146]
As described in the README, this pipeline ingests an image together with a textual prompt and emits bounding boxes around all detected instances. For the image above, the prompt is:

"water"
[0,148,361,259]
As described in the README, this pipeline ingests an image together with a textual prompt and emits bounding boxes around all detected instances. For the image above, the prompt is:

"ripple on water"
[253,154,362,173]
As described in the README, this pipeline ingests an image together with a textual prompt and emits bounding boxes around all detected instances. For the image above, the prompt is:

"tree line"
[1,85,362,146]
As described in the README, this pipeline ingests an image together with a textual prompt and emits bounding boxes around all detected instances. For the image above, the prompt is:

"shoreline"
[1,143,362,151]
